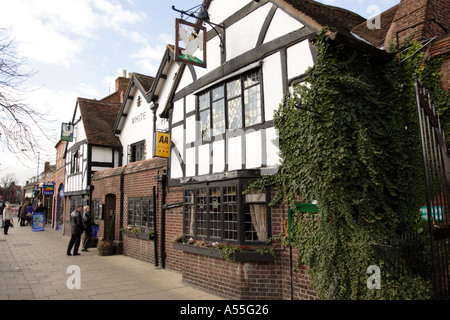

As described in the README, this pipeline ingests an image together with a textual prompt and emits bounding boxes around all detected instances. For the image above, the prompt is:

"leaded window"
[127,197,154,229]
[183,181,269,244]
[198,69,263,139]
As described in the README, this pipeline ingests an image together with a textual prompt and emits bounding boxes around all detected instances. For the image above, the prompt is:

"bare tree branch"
[0,28,54,164]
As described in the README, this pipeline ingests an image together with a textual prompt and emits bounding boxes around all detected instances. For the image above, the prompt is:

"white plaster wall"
[198,144,210,176]
[186,94,196,114]
[263,52,283,122]
[227,135,242,171]
[265,127,279,167]
[91,146,112,163]
[119,88,154,164]
[186,147,196,177]
[287,40,314,79]
[186,115,196,144]
[172,99,184,124]
[170,125,185,179]
[263,8,304,44]
[208,0,252,27]
[226,4,272,61]
[245,130,261,169]
[170,149,183,179]
[212,140,225,173]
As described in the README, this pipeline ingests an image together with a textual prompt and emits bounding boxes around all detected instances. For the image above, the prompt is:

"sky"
[0,0,400,186]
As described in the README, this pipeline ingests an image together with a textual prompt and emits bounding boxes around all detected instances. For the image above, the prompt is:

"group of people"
[2,201,94,256]
[67,205,93,256]
[1,202,47,235]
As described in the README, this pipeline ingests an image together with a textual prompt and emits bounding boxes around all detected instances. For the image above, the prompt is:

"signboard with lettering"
[156,132,171,158]
[175,19,207,68]
[43,183,55,196]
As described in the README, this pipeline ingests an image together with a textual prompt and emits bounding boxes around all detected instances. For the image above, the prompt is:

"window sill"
[173,242,275,262]
[122,230,154,240]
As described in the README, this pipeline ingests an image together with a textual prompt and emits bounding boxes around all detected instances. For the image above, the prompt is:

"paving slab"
[0,221,222,301]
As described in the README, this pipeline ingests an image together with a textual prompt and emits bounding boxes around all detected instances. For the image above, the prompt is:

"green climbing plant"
[249,30,448,299]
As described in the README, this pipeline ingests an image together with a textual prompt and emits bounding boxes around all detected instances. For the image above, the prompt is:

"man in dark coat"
[66,204,84,256]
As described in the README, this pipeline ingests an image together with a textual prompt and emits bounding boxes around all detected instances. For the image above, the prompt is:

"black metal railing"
[415,75,450,299]
[372,232,432,282]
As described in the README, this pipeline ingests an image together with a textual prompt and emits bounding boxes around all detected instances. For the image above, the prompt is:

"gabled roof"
[113,72,155,133]
[271,0,391,59]
[277,0,366,37]
[134,73,155,94]
[351,4,400,49]
[77,98,122,148]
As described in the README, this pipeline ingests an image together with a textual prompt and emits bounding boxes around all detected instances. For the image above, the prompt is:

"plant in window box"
[144,228,154,240]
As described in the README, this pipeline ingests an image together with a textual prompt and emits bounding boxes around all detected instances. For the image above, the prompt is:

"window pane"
[212,86,224,101]
[212,100,225,135]
[243,71,260,88]
[200,109,211,138]
[142,199,149,227]
[209,187,221,238]
[245,204,267,241]
[184,190,195,236]
[135,200,142,226]
[244,85,261,126]
[228,98,242,130]
[199,93,210,111]
[128,200,135,226]
[196,189,207,236]
[223,186,238,241]
[227,79,241,99]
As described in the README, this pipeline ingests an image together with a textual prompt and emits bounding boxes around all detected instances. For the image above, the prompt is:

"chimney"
[385,0,449,49]
[115,70,131,103]
[44,162,50,172]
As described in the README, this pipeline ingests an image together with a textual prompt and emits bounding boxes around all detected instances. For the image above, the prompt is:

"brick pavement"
[0,218,222,300]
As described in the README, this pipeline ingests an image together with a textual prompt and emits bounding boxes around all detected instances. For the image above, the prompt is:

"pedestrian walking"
[82,205,93,252]
[3,204,13,235]
[67,204,83,256]
[0,202,5,228]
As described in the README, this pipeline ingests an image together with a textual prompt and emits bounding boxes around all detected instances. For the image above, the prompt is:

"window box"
[122,230,154,240]
[173,242,275,263]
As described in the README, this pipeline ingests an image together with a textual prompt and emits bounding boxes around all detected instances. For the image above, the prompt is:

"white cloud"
[0,0,146,68]
[131,33,173,74]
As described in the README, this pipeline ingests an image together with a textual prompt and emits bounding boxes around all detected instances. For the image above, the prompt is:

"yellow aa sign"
[156,132,171,158]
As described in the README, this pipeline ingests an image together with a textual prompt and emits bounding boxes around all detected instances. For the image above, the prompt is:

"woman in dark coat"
[20,203,29,226]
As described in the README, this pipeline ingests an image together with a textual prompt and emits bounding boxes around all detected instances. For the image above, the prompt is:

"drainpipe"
[153,186,158,267]
[160,172,167,269]
[155,170,167,269]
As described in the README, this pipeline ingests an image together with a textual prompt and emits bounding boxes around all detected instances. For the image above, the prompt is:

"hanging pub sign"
[61,123,74,142]
[156,132,171,158]
[175,19,207,68]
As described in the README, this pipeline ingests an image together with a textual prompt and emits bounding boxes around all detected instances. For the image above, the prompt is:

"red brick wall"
[441,57,450,91]
[92,161,318,300]
[177,198,318,300]
[386,0,449,48]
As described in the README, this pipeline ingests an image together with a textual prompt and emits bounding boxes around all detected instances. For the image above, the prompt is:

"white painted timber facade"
[162,0,317,244]
[167,0,315,183]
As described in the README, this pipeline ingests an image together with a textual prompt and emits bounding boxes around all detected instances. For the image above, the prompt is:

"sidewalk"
[0,219,222,300]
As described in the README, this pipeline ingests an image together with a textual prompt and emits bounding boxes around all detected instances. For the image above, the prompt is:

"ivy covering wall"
[251,31,449,299]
